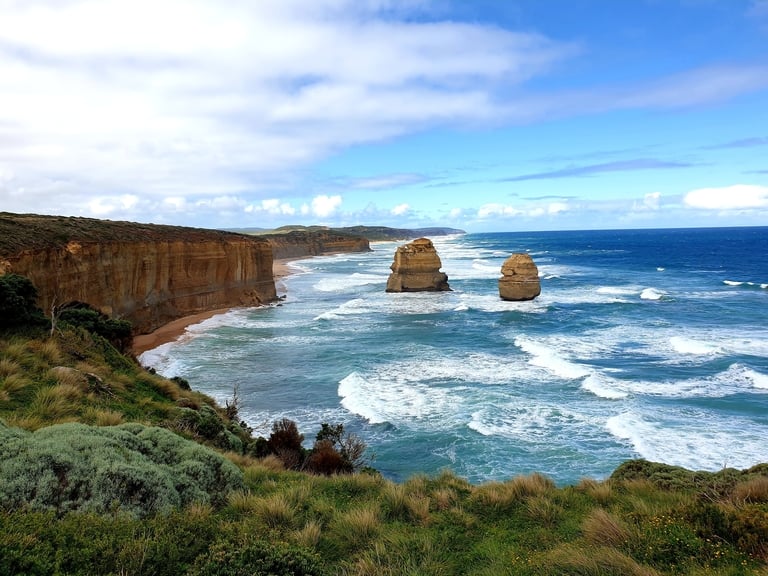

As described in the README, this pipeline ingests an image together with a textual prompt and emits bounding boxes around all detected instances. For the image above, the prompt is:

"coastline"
[131,258,300,357]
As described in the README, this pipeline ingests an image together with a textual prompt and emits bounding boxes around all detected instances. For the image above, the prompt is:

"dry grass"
[29,339,63,365]
[582,508,631,547]
[577,477,614,505]
[381,483,431,524]
[227,489,260,514]
[89,408,125,426]
[0,358,21,378]
[334,505,380,547]
[731,476,768,504]
[293,520,322,548]
[432,487,457,511]
[256,493,297,529]
[259,454,286,471]
[29,385,79,421]
[545,544,660,576]
[526,495,563,527]
[148,376,181,401]
[47,367,83,389]
[1,373,32,399]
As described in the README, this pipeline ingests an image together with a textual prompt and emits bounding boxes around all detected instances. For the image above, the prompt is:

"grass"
[1,326,768,575]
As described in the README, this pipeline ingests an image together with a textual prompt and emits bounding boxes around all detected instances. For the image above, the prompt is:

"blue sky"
[0,0,767,232]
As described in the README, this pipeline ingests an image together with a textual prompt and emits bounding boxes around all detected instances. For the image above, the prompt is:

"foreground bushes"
[0,421,243,517]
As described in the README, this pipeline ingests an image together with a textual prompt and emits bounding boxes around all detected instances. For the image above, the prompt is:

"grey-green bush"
[0,421,243,517]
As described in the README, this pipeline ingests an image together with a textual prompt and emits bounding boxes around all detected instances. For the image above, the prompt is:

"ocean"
[140,227,768,485]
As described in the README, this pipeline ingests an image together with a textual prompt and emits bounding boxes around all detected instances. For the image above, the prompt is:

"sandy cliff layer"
[0,214,276,334]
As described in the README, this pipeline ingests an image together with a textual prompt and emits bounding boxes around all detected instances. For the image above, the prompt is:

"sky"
[0,0,767,233]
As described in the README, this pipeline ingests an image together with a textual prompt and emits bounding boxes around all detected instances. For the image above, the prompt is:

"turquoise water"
[140,228,768,484]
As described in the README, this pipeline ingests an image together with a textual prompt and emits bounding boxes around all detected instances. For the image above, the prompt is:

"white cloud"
[477,203,524,219]
[683,185,768,210]
[0,0,575,223]
[391,203,410,216]
[632,191,661,211]
[311,194,342,218]
[245,198,296,215]
[547,202,569,214]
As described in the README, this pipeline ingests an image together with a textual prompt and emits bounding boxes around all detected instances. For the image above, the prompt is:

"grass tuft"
[0,358,21,378]
[334,505,380,548]
[583,508,631,547]
[256,493,297,530]
[577,477,614,505]
[731,476,768,504]
[544,544,660,576]
[293,520,322,549]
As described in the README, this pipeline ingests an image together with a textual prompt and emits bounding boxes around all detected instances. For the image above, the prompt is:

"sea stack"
[385,238,451,292]
[498,253,541,301]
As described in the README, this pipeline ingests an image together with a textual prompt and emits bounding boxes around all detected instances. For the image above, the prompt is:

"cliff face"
[0,214,276,334]
[267,231,371,259]
[385,237,451,292]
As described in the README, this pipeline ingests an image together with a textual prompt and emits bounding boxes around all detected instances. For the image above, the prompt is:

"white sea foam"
[596,286,641,296]
[581,374,628,399]
[657,267,665,271]
[457,293,548,314]
[515,337,590,379]
[621,364,768,398]
[338,371,457,426]
[723,280,743,286]
[669,336,720,355]
[606,410,768,471]
[748,368,768,389]
[640,288,665,300]
[314,273,387,292]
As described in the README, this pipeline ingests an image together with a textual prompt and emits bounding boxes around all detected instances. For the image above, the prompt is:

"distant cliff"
[0,213,276,334]
[230,225,465,243]
[264,230,371,259]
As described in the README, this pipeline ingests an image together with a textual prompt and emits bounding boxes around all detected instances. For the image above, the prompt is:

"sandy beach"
[131,258,300,357]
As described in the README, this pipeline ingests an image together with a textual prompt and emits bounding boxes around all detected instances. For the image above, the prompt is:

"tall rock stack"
[385,238,451,292]
[498,253,541,301]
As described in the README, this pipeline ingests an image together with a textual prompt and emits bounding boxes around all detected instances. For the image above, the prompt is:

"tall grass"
[544,544,660,576]
[582,508,631,547]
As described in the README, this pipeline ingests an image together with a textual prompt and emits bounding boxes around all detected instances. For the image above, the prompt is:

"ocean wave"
[314,273,387,292]
[606,409,768,471]
[669,336,721,355]
[640,288,665,300]
[580,373,628,399]
[338,371,457,426]
[515,336,591,379]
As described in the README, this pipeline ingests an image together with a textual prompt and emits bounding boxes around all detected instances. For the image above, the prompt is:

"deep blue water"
[141,227,768,484]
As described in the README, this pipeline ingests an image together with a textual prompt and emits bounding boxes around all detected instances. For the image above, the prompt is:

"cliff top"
[0,212,264,256]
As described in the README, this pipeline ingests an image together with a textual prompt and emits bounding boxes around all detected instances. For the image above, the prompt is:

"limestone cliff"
[498,253,541,301]
[0,213,276,334]
[266,230,371,259]
[385,237,450,292]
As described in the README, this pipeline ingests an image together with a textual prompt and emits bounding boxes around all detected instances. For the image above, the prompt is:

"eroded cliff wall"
[0,214,276,334]
[267,231,371,259]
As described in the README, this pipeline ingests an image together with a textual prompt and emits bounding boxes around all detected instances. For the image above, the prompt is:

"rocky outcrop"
[498,253,541,301]
[385,238,450,292]
[0,213,276,334]
[267,231,370,259]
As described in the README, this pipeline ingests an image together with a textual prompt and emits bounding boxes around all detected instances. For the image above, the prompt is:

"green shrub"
[0,274,47,330]
[188,539,329,576]
[0,421,243,517]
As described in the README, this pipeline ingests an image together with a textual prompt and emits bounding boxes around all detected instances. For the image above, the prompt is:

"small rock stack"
[498,253,541,301]
[385,238,451,292]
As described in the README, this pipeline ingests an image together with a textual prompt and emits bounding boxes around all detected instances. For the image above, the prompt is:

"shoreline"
[131,258,302,357]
